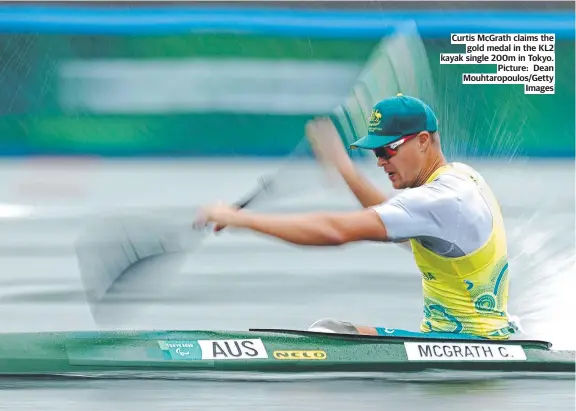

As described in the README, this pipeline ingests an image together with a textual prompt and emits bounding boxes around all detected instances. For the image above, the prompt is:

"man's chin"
[391,180,405,190]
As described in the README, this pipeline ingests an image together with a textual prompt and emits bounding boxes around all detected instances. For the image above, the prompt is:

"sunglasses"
[373,133,420,160]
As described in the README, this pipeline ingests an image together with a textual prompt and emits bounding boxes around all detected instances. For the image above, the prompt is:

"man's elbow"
[324,225,367,245]
[326,216,388,244]
[317,226,349,246]
[327,231,348,246]
[317,212,388,245]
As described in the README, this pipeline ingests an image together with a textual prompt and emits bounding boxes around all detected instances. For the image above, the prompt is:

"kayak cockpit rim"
[248,328,554,350]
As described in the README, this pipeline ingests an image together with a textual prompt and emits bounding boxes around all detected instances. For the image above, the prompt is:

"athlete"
[195,94,521,340]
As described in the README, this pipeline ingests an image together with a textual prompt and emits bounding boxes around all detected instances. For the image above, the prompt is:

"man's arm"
[197,179,458,248]
[226,208,388,246]
[306,118,388,208]
[337,160,389,208]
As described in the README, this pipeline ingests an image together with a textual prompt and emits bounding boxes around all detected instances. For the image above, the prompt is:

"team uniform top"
[373,162,514,339]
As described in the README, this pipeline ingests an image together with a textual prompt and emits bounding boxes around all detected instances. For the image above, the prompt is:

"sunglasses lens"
[373,134,416,159]
[374,147,394,159]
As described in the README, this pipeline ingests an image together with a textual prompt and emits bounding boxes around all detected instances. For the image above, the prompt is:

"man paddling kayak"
[195,94,521,341]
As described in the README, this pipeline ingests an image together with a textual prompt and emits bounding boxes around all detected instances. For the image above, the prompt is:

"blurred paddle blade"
[75,213,197,321]
[74,161,313,326]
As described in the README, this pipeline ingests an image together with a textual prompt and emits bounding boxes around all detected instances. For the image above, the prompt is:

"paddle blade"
[74,213,197,322]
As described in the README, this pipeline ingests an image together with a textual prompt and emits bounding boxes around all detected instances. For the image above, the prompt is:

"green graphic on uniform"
[423,257,510,334]
[470,258,509,316]
[158,340,203,360]
[474,292,497,311]
[423,272,436,281]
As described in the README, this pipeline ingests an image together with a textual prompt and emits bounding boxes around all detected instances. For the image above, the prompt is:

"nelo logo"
[273,350,327,360]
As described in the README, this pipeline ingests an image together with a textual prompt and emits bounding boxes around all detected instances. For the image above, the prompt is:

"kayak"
[0,328,573,376]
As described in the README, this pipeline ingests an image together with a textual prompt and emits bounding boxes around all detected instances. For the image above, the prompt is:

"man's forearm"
[338,161,388,208]
[229,212,345,246]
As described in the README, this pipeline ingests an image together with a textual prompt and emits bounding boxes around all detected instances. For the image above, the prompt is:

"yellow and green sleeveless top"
[410,164,513,340]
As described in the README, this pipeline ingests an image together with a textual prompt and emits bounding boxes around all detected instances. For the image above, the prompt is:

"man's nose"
[377,156,389,167]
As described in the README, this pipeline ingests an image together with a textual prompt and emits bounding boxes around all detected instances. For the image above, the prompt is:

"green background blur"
[0,33,573,158]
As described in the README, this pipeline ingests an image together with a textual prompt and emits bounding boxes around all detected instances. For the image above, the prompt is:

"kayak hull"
[0,329,573,375]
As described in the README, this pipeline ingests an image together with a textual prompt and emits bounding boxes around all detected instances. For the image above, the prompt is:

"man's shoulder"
[426,163,496,218]
[387,163,484,207]
[428,162,486,188]
[387,178,460,212]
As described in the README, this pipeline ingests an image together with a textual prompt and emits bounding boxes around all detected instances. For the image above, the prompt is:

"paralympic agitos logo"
[273,350,327,360]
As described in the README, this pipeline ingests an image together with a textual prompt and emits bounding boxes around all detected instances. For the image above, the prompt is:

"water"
[0,159,574,409]
[0,377,574,411]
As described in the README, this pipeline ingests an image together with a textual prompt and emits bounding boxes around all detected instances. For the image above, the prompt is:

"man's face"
[375,132,429,189]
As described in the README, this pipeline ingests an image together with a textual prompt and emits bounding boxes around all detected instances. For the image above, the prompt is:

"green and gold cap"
[350,94,438,150]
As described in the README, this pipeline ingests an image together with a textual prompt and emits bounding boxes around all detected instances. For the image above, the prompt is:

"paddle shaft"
[212,176,273,232]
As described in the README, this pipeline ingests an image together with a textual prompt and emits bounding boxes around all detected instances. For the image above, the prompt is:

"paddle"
[74,136,318,319]
[75,21,435,326]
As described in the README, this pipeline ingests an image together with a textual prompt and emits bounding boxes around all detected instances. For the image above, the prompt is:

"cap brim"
[349,134,401,150]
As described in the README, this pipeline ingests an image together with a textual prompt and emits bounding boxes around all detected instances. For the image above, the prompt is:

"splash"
[506,212,575,350]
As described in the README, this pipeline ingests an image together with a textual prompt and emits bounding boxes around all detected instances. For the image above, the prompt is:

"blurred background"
[0,1,574,410]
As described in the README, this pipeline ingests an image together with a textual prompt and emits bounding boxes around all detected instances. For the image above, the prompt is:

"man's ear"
[418,131,431,151]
